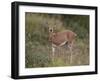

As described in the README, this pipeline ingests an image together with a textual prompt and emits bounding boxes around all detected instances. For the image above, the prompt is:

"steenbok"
[49,27,77,63]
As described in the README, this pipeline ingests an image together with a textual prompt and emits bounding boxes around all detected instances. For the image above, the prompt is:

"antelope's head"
[48,26,57,42]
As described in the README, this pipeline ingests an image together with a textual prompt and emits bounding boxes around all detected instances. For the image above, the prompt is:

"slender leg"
[52,46,55,62]
[69,45,72,64]
[68,43,73,64]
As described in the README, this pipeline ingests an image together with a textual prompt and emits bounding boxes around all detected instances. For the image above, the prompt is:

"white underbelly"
[52,41,67,47]
[59,41,67,46]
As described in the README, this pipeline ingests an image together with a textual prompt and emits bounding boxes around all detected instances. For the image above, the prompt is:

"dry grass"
[25,39,89,68]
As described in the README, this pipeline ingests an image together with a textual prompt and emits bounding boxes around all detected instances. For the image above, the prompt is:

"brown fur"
[49,30,77,46]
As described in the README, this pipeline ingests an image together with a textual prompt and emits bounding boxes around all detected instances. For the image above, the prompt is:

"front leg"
[52,46,55,57]
[52,46,55,62]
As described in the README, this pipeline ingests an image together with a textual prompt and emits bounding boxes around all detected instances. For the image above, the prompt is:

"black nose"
[50,29,53,32]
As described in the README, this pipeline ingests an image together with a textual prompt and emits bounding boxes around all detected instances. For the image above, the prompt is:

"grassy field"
[25,39,89,68]
[25,12,89,68]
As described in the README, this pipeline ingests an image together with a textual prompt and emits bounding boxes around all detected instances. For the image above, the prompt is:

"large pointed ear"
[53,24,57,33]
[44,21,50,32]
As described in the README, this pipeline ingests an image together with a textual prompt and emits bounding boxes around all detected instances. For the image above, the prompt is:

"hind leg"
[68,42,73,64]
